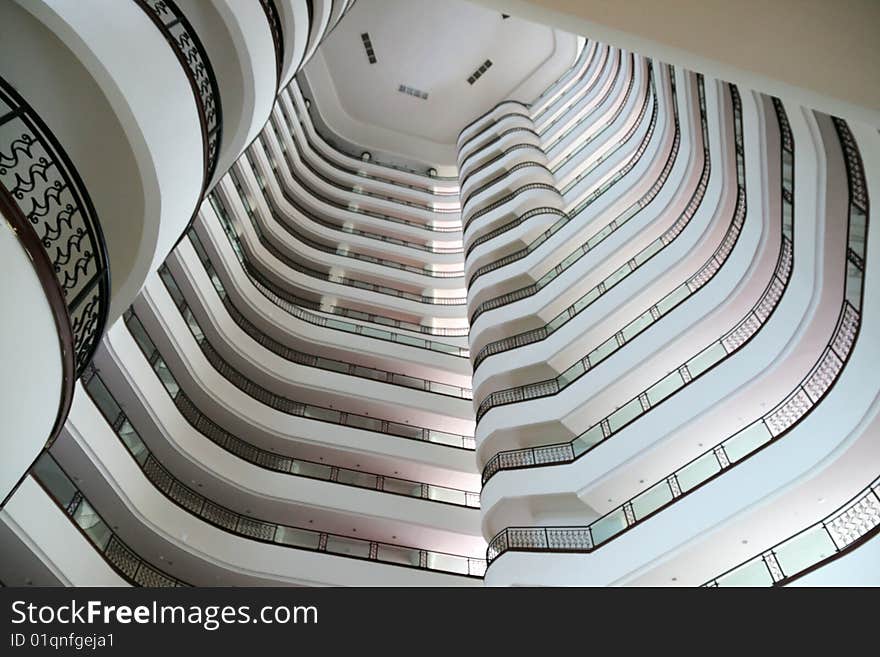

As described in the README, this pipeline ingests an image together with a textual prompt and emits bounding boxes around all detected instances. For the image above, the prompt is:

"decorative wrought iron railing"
[0,78,110,382]
[258,0,284,89]
[135,0,222,186]
[79,362,485,578]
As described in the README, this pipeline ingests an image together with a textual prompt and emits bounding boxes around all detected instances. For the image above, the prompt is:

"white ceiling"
[303,0,579,167]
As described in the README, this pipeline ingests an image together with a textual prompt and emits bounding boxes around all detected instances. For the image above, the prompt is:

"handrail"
[247,154,465,277]
[198,198,472,359]
[0,76,111,444]
[191,221,475,433]
[269,121,462,233]
[135,0,222,186]
[80,359,485,578]
[553,55,641,186]
[258,0,284,89]
[538,47,617,140]
[256,128,463,254]
[30,452,187,586]
[227,166,468,307]
[167,248,472,399]
[531,40,596,120]
[467,68,662,324]
[121,289,478,502]
[479,83,750,479]
[466,64,661,293]
[484,104,870,570]
[704,476,880,586]
[544,51,630,159]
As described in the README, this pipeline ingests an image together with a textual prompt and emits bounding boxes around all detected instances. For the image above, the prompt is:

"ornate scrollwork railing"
[0,77,110,380]
[136,0,222,185]
[258,0,284,89]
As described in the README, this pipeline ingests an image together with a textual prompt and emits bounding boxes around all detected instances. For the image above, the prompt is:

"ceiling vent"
[467,59,493,85]
[398,84,428,100]
[360,32,377,64]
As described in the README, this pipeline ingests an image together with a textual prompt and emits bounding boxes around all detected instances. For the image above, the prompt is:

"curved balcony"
[0,77,109,500]
[477,83,748,473]
[216,179,469,337]
[248,148,464,277]
[294,81,460,188]
[466,62,663,306]
[469,73,668,336]
[457,101,531,149]
[231,163,466,305]
[528,38,595,118]
[532,41,605,131]
[482,108,867,580]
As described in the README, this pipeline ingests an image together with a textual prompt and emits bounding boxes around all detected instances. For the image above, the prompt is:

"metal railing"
[269,121,462,233]
[30,452,186,587]
[246,153,465,278]
[277,101,461,213]
[0,78,111,380]
[135,0,222,184]
[123,293,479,503]
[705,476,880,586]
[479,83,751,476]
[196,201,471,359]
